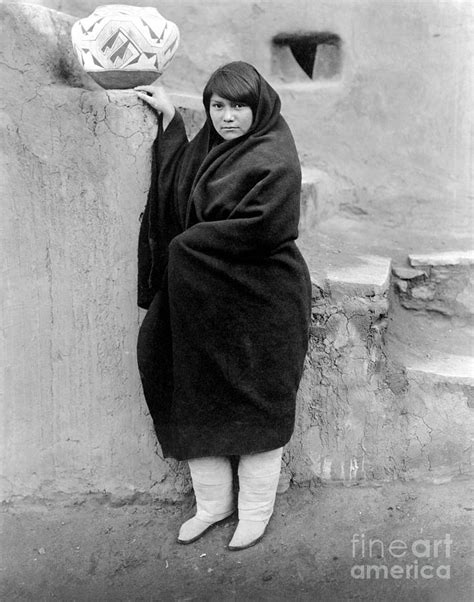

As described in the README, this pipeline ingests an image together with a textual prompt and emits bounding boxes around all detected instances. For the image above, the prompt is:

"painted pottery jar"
[71,5,180,89]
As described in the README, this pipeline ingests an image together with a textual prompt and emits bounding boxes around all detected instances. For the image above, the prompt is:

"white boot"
[228,448,283,551]
[178,456,234,544]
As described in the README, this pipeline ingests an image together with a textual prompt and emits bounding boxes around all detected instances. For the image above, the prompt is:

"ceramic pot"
[71,4,180,89]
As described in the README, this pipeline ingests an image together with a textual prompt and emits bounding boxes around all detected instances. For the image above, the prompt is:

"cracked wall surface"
[1,4,193,502]
[285,275,473,485]
[397,375,473,480]
[286,278,395,483]
[1,3,472,502]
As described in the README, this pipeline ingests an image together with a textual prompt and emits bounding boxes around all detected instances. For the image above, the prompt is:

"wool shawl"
[137,64,312,460]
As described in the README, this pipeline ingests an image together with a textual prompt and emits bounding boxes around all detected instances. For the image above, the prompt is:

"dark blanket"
[137,70,312,460]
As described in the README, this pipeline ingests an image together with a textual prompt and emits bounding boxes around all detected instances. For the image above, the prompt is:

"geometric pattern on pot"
[71,5,180,89]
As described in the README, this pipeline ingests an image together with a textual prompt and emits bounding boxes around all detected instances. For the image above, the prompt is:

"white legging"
[188,448,283,523]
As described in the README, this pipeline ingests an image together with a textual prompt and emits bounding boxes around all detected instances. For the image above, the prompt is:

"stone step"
[393,250,474,320]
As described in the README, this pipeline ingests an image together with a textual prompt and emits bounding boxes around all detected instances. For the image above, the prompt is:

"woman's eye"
[211,103,223,109]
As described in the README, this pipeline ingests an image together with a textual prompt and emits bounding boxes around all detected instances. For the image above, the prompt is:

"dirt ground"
[1,477,472,601]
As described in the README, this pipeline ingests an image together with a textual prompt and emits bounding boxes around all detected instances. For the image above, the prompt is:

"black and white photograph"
[1,0,472,600]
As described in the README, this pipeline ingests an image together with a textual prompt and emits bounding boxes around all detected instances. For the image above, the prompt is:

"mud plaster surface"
[1,2,473,500]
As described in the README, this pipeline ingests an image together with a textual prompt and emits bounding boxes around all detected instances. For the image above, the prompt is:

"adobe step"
[384,266,474,479]
[399,353,474,480]
[405,354,474,388]
[393,250,474,321]
[299,167,340,231]
[289,242,474,484]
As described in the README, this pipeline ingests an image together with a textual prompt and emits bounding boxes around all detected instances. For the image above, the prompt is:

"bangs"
[203,64,260,113]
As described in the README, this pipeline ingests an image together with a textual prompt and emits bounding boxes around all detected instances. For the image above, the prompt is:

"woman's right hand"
[135,83,176,130]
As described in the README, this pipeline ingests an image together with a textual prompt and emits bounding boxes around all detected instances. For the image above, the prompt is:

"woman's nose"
[223,107,234,121]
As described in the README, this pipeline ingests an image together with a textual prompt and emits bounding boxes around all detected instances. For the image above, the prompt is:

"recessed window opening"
[272,32,342,82]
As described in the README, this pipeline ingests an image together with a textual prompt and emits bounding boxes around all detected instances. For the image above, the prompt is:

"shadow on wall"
[2,2,98,89]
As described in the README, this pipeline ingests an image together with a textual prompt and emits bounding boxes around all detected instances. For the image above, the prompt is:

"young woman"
[136,62,311,550]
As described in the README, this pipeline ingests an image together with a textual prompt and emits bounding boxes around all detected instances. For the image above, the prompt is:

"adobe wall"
[0,4,191,502]
[1,1,471,502]
[5,0,472,208]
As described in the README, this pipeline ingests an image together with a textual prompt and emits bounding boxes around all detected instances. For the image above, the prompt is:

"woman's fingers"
[135,85,160,108]
[136,91,155,104]
[135,84,160,94]
[135,84,173,114]
[135,85,176,128]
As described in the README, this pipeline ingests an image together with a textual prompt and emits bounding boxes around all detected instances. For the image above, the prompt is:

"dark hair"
[202,62,261,115]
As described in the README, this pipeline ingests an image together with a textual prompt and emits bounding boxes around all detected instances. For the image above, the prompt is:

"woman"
[136,62,311,550]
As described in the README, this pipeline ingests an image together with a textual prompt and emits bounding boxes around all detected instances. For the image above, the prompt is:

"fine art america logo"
[351,533,452,580]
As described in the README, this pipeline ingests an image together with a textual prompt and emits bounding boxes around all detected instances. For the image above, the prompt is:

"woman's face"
[209,94,253,140]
